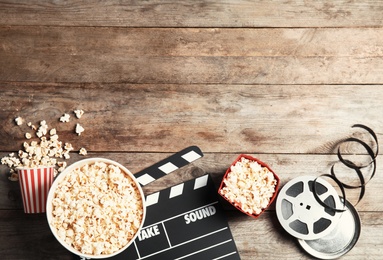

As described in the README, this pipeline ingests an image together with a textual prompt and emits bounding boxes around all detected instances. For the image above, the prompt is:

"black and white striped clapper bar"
[135,146,204,186]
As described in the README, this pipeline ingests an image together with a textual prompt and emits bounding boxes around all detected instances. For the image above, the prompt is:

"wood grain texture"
[0,210,70,259]
[0,83,381,154]
[1,27,383,84]
[1,1,383,259]
[0,0,383,28]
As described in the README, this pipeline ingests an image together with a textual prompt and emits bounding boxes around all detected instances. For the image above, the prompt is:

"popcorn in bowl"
[46,158,146,259]
[218,154,279,218]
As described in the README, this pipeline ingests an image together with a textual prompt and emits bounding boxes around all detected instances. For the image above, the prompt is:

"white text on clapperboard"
[184,205,216,224]
[138,205,217,241]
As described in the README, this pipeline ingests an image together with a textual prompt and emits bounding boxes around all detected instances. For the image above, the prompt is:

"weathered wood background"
[1,1,383,259]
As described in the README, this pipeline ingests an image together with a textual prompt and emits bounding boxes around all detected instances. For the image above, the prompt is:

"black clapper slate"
[73,146,240,260]
[122,174,240,260]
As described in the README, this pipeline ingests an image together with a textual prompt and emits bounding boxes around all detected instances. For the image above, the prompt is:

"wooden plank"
[0,210,72,259]
[1,27,383,84]
[1,1,381,260]
[3,27,382,58]
[2,55,383,84]
[1,152,382,211]
[0,0,383,28]
[0,83,381,154]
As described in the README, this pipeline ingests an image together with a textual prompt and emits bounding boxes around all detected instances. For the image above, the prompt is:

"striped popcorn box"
[17,167,55,214]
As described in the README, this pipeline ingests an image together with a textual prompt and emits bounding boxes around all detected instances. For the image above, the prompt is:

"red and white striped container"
[17,167,55,214]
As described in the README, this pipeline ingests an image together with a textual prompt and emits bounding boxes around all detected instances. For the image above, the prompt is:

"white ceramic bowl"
[46,158,146,259]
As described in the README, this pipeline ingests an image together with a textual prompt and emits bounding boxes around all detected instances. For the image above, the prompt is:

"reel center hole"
[300,202,311,210]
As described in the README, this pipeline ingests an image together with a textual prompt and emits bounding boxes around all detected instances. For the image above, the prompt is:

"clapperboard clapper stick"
[74,146,240,260]
[134,146,204,187]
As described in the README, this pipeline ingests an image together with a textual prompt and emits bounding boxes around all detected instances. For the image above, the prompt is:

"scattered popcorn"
[15,116,23,126]
[74,109,84,119]
[219,157,277,216]
[64,143,74,151]
[2,111,90,181]
[60,114,70,123]
[79,147,87,156]
[36,120,48,138]
[27,121,37,130]
[51,135,59,143]
[1,135,66,178]
[1,119,76,180]
[50,162,144,256]
[62,151,70,159]
[57,161,67,173]
[8,172,19,181]
[75,123,84,136]
[1,153,20,169]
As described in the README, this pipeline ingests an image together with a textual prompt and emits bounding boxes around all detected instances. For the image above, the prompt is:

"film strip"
[276,124,379,244]
[135,146,203,186]
[313,124,379,212]
[274,125,379,258]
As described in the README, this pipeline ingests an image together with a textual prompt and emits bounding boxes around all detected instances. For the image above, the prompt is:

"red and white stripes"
[18,167,54,213]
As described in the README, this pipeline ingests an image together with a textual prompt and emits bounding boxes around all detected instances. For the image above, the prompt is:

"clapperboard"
[74,146,240,260]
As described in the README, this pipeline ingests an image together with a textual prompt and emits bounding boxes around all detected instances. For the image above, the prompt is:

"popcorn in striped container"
[1,111,87,214]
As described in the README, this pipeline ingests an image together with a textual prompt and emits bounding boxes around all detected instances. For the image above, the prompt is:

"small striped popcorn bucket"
[17,167,55,213]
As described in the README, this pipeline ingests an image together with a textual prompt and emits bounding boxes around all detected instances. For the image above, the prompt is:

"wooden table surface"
[1,1,383,259]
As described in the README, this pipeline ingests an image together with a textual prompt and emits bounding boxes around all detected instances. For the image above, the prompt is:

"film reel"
[276,176,343,240]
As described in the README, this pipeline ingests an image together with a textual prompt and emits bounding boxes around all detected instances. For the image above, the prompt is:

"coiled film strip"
[276,124,379,241]
[313,124,379,212]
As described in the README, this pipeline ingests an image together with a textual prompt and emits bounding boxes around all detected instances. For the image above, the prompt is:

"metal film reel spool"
[297,197,361,259]
[276,176,343,240]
